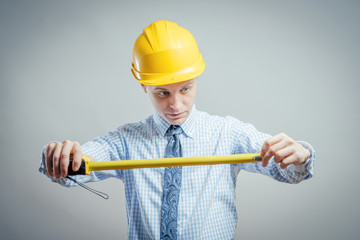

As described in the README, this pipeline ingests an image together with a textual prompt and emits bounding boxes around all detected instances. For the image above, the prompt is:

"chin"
[167,118,186,125]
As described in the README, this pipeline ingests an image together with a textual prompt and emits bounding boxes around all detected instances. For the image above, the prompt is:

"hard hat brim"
[132,54,205,86]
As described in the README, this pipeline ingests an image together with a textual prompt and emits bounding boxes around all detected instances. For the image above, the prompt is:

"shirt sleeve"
[38,128,125,187]
[228,117,315,184]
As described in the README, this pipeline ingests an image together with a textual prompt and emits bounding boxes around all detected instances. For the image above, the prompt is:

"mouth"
[166,112,186,119]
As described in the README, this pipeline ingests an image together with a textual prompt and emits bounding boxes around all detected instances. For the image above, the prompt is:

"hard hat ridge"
[142,20,177,53]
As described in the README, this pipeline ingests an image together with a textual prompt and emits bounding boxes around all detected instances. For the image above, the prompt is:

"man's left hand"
[260,133,310,169]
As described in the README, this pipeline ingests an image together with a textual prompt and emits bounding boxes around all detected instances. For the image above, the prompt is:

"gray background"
[1,0,359,239]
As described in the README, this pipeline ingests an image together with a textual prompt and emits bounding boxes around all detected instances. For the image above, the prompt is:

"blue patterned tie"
[160,125,183,240]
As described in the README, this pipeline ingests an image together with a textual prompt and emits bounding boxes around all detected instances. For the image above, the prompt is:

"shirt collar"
[153,105,198,138]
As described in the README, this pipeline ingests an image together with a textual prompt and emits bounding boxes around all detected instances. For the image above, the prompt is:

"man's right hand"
[45,140,82,179]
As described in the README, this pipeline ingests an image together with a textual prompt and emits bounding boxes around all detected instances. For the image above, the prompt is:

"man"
[39,20,315,239]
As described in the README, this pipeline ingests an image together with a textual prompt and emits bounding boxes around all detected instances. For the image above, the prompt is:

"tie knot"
[167,125,183,136]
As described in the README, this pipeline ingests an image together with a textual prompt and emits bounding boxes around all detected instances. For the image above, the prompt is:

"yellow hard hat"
[131,20,205,86]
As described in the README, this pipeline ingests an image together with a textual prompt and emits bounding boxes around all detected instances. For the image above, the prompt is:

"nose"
[169,92,181,111]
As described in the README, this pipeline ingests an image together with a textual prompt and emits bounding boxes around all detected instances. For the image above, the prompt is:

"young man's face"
[142,78,197,125]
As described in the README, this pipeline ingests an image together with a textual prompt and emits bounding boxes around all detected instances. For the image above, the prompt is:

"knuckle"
[294,152,301,160]
[48,143,55,150]
[269,147,276,155]
[63,139,71,145]
[280,132,287,137]
[274,152,282,160]
[61,152,69,159]
[53,154,60,162]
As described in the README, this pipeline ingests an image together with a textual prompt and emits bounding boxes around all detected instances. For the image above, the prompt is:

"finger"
[273,145,294,165]
[52,142,63,179]
[260,139,271,158]
[261,138,290,167]
[260,143,271,167]
[260,134,285,166]
[59,140,73,178]
[260,142,271,167]
[279,162,288,169]
[71,141,82,171]
[46,143,55,177]
[279,154,297,169]
[263,133,287,150]
[285,147,310,166]
[295,143,311,165]
[272,141,296,163]
[262,139,288,165]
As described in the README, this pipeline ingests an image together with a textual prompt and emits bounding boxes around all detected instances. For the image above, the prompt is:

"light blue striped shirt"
[39,106,315,239]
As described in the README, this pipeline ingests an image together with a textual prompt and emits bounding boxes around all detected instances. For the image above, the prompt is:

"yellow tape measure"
[68,153,262,175]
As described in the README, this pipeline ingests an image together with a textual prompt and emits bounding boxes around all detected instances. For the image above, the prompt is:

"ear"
[140,83,147,93]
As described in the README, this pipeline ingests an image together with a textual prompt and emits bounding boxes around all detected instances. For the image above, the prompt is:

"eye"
[158,91,169,97]
[182,87,190,93]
